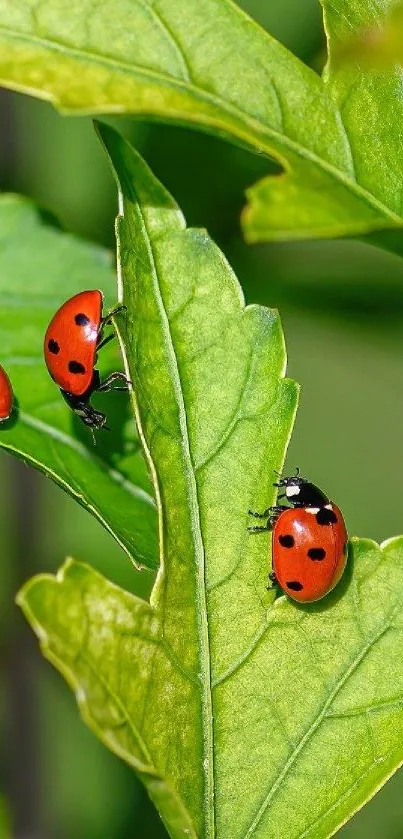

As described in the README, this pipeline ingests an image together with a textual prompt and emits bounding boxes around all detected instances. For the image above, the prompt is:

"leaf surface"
[0,195,157,568]
[20,123,297,837]
[19,127,403,839]
[19,538,403,839]
[0,0,403,241]
[322,0,403,214]
[245,0,403,241]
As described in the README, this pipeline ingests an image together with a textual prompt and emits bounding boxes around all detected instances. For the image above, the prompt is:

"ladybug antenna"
[273,469,282,477]
[294,466,300,477]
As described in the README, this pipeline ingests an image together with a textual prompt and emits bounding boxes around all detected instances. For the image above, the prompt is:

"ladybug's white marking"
[305,507,320,514]
[84,324,98,342]
[286,485,300,498]
[325,504,333,510]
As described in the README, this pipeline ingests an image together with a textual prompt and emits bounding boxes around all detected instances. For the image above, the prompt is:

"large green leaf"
[0,0,402,242]
[0,195,157,568]
[18,126,403,839]
[19,123,297,837]
[19,538,403,839]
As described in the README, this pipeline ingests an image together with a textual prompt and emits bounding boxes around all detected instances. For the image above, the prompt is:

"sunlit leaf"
[19,126,403,839]
[19,122,296,836]
[19,537,403,839]
[1,1,403,241]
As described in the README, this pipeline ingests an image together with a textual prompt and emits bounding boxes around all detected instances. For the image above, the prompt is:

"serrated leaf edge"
[16,557,198,838]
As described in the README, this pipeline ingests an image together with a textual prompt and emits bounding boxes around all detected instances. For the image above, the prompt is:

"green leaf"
[321,0,403,217]
[245,0,403,241]
[1,1,403,242]
[0,195,157,569]
[19,123,297,837]
[19,536,403,839]
[19,126,403,838]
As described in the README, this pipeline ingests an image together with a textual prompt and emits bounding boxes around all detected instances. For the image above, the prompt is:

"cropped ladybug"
[0,366,13,422]
[249,472,348,603]
[44,290,130,432]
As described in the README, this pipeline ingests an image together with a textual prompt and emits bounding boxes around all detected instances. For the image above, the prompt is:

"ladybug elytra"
[249,472,348,603]
[44,290,130,433]
[0,366,13,422]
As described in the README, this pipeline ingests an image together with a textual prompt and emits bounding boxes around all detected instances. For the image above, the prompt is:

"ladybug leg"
[101,304,126,328]
[248,508,271,519]
[268,504,288,519]
[248,510,285,533]
[266,570,278,591]
[248,503,288,533]
[248,504,287,528]
[248,502,288,518]
[96,332,116,352]
[249,506,288,533]
[96,305,126,347]
[97,372,132,393]
[248,523,271,533]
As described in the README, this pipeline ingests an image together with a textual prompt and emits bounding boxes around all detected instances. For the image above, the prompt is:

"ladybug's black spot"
[308,547,326,561]
[48,339,60,355]
[75,313,90,326]
[279,534,295,548]
[286,581,303,592]
[316,507,338,526]
[68,360,86,374]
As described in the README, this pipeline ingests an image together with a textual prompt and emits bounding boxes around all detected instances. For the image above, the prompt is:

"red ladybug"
[0,366,13,421]
[44,290,130,431]
[249,473,348,603]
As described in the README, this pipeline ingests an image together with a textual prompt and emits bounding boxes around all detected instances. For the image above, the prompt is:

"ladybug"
[0,366,13,422]
[44,290,130,432]
[248,472,348,603]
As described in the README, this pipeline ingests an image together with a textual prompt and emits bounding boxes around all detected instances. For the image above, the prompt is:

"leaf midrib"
[34,599,156,771]
[130,204,215,839]
[33,563,205,812]
[64,583,156,769]
[1,25,402,224]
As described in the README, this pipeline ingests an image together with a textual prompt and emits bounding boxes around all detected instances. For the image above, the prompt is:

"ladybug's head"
[80,406,110,446]
[274,472,329,508]
[81,407,109,431]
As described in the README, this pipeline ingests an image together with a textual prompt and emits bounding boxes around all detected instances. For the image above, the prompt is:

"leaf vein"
[294,764,376,839]
[133,199,216,838]
[146,0,193,81]
[212,619,269,688]
[241,622,390,839]
[0,26,402,224]
[74,635,155,768]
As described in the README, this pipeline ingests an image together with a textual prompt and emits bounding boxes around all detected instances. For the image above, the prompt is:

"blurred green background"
[1,1,403,837]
